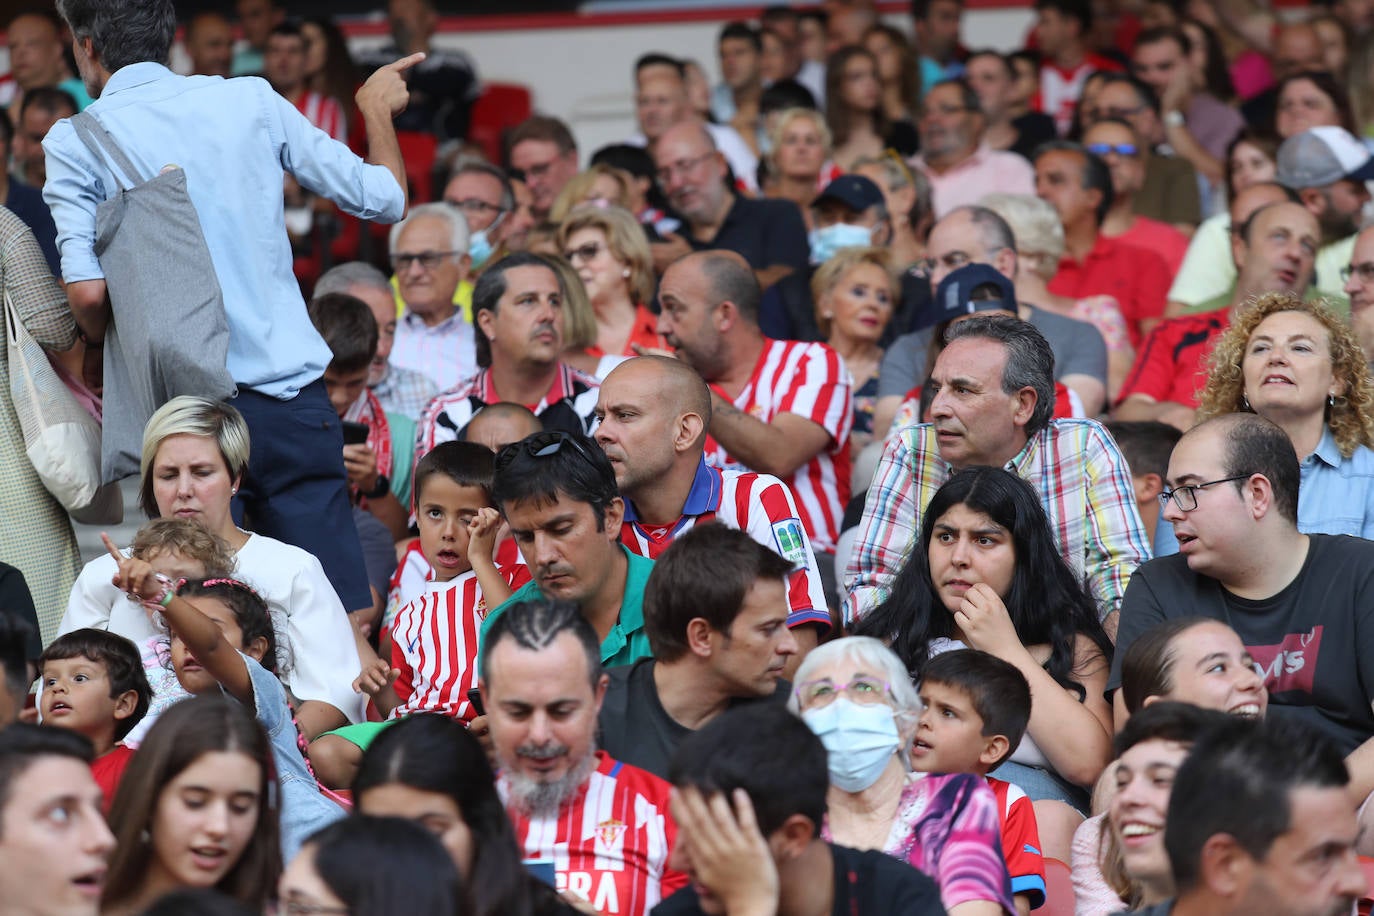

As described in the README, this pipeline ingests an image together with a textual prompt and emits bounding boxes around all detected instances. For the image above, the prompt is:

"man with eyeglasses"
[910,78,1033,220]
[1276,126,1374,312]
[1082,119,1190,276]
[1116,201,1320,431]
[417,252,601,456]
[1341,226,1374,366]
[1109,412,1374,836]
[1082,75,1202,233]
[442,160,513,269]
[650,122,810,336]
[388,201,475,391]
[1036,141,1170,348]
[507,115,580,221]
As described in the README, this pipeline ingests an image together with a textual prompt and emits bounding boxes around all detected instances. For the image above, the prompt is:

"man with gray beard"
[478,599,686,915]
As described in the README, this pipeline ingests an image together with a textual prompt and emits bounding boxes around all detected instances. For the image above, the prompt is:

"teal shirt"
[478,546,655,669]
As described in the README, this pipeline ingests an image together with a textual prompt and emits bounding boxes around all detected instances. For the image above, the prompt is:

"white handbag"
[5,290,122,524]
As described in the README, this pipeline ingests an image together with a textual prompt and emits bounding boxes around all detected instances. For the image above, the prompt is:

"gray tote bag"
[70,112,236,483]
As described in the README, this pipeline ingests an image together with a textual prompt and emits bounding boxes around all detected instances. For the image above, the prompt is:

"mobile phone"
[341,421,370,445]
[523,860,557,887]
[467,687,486,716]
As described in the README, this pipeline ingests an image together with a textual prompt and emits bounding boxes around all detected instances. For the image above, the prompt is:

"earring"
[622,268,631,278]
[822,311,834,319]
[1329,394,1337,408]
[1242,394,1251,411]
[231,486,238,495]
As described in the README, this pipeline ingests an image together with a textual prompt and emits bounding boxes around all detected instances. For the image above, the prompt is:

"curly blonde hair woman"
[1191,292,1374,538]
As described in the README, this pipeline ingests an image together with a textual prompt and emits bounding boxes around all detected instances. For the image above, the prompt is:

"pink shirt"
[911,144,1036,218]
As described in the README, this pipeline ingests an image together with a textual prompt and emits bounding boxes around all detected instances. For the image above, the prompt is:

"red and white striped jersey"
[388,564,529,722]
[416,364,601,458]
[620,460,831,630]
[502,752,688,916]
[704,338,852,553]
[295,90,346,142]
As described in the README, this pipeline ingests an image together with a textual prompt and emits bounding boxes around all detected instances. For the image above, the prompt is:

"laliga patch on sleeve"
[771,518,810,566]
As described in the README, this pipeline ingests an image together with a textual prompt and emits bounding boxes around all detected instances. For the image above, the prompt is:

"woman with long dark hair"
[353,714,577,916]
[102,696,281,915]
[854,466,1114,858]
[824,45,918,170]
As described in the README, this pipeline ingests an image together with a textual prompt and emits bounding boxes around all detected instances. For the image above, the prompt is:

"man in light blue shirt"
[43,0,418,644]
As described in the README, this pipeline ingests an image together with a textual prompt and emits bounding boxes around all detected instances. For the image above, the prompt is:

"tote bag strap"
[69,112,146,191]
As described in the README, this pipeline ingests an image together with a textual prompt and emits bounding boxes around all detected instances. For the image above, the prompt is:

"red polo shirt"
[1048,234,1170,349]
[1116,307,1231,409]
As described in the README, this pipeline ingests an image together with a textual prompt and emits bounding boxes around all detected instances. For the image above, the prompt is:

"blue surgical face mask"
[468,228,494,270]
[808,222,875,265]
[801,697,901,792]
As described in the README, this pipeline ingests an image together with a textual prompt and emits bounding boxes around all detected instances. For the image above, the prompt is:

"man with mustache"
[479,598,686,915]
[417,252,601,456]
[479,429,655,671]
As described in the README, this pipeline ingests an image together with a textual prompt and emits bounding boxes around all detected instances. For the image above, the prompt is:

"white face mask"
[801,697,901,792]
[807,222,876,265]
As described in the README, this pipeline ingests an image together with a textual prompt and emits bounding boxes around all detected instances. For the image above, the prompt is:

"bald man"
[595,355,829,673]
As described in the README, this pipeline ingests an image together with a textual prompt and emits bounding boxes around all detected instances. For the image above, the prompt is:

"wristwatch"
[1163,110,1186,128]
[364,474,391,499]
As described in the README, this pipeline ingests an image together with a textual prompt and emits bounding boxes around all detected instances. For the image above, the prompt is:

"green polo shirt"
[478,546,655,669]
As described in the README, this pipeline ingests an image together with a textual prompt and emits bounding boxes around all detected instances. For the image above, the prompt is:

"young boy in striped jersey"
[912,650,1048,916]
[309,441,527,788]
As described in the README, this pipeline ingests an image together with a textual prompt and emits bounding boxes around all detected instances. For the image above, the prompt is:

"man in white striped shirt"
[655,251,853,605]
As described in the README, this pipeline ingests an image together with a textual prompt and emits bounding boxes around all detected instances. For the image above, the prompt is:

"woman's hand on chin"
[953,583,1023,661]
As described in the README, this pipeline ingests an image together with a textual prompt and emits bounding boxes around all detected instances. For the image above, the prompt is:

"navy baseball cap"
[812,174,885,212]
[934,264,1018,320]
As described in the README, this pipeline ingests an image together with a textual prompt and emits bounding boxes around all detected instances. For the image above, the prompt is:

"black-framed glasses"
[1341,261,1374,284]
[1158,474,1253,512]
[655,152,715,184]
[563,242,603,264]
[1085,142,1139,157]
[446,197,508,218]
[494,430,600,473]
[390,250,461,272]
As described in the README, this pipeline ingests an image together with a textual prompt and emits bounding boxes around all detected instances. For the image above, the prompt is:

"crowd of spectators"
[5,0,1374,913]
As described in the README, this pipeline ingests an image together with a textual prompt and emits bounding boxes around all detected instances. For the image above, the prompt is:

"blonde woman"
[1195,292,1374,537]
[981,192,1133,401]
[811,246,895,457]
[547,164,637,224]
[764,107,840,228]
[555,206,664,377]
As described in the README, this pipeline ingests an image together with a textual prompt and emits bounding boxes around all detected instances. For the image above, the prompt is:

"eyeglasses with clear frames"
[655,152,715,184]
[564,242,603,264]
[390,250,462,272]
[795,675,892,709]
[1158,474,1253,512]
[1341,262,1374,284]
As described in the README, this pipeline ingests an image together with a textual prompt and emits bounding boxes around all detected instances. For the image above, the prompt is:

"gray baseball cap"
[1275,126,1374,189]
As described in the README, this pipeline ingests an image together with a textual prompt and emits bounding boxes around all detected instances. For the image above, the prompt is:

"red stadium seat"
[468,82,533,164]
[1042,857,1075,916]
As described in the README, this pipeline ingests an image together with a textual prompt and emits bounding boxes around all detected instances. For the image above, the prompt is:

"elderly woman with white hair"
[980,192,1134,401]
[790,636,1014,916]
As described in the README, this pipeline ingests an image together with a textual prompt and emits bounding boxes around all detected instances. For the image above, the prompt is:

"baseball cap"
[934,263,1018,320]
[812,174,885,212]
[1275,126,1374,189]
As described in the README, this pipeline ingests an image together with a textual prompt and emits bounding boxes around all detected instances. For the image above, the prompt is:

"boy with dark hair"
[598,523,798,777]
[310,441,529,788]
[308,292,416,545]
[1105,420,1181,548]
[38,628,151,805]
[913,650,1047,915]
[657,704,944,915]
[0,612,36,726]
